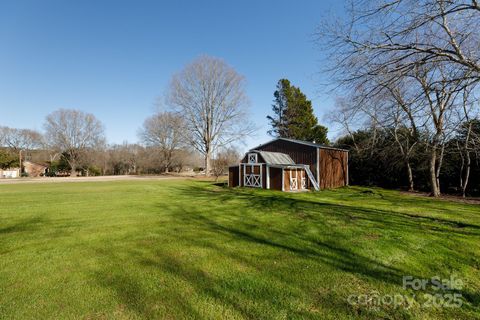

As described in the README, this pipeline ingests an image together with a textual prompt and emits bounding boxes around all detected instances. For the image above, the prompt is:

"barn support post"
[266,165,270,189]
[346,155,349,186]
[260,165,263,189]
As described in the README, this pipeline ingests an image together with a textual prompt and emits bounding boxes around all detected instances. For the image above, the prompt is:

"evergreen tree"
[0,149,19,169]
[267,79,290,137]
[267,79,329,144]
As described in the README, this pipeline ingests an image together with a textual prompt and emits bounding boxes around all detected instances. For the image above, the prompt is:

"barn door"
[244,164,262,188]
[300,170,307,189]
[289,169,298,191]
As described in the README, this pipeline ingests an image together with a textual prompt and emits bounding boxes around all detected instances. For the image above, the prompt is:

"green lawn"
[0,179,479,319]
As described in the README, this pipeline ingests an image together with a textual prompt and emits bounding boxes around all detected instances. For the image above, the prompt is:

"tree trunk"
[435,144,445,192]
[462,152,471,198]
[406,161,414,192]
[459,144,465,191]
[205,150,211,177]
[70,164,77,177]
[461,122,473,198]
[429,148,440,197]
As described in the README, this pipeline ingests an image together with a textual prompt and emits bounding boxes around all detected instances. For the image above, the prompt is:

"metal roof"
[251,137,349,152]
[251,150,295,165]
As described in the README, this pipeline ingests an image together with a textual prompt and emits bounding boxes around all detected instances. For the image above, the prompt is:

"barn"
[228,138,348,192]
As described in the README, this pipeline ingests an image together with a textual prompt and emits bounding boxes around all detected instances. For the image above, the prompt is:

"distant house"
[228,138,348,192]
[23,161,48,177]
[0,168,20,179]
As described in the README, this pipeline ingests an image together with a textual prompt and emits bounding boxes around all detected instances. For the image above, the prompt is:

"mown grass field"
[0,179,479,319]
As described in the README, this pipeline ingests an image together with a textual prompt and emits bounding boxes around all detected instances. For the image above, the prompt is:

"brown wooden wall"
[255,140,318,179]
[228,166,239,187]
[269,167,283,190]
[262,164,267,189]
[283,168,308,191]
[319,149,348,189]
[239,165,244,187]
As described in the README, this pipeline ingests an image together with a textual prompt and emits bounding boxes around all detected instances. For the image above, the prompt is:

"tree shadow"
[178,184,480,234]
[0,217,44,235]
[167,183,480,305]
[90,182,480,318]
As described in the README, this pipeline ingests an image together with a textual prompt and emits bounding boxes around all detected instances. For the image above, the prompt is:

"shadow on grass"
[181,183,480,234]
[92,182,480,318]
[0,217,44,235]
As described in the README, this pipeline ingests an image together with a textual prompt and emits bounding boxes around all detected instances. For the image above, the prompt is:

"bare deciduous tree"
[211,147,241,181]
[317,0,480,88]
[0,126,43,151]
[139,112,184,173]
[456,88,480,197]
[166,56,255,176]
[317,0,480,196]
[44,109,105,176]
[0,126,44,172]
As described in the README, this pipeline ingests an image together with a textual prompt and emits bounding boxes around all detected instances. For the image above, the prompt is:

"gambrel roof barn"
[229,138,349,192]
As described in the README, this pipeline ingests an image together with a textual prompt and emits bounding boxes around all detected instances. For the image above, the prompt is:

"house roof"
[251,150,295,165]
[23,161,49,168]
[251,137,349,152]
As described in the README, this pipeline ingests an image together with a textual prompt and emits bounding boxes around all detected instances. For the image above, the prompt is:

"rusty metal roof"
[251,150,295,165]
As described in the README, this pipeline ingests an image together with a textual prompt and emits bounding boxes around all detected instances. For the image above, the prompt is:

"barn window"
[248,153,257,163]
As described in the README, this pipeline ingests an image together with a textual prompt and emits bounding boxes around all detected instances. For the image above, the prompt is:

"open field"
[0,179,479,319]
[0,175,186,185]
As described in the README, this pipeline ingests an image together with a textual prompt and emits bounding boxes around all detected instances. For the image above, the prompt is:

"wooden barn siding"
[283,169,291,191]
[239,164,244,187]
[228,166,239,187]
[262,164,267,189]
[255,140,318,179]
[319,149,348,189]
[269,167,283,190]
[283,168,308,191]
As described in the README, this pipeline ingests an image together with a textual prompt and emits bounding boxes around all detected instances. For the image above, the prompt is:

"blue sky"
[0,0,344,151]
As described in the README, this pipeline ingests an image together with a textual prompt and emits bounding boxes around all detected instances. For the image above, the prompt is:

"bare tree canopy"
[317,0,480,87]
[318,0,480,197]
[0,126,43,151]
[166,55,255,175]
[211,147,241,181]
[139,111,184,172]
[44,109,105,176]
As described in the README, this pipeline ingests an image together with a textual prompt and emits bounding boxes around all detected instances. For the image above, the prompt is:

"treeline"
[317,0,480,197]
[0,124,204,176]
[1,56,249,177]
[335,122,480,196]
[45,145,201,176]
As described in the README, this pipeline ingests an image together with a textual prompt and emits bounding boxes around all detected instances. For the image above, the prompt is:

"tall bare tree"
[317,0,480,87]
[44,109,105,176]
[0,126,43,152]
[0,126,44,172]
[211,147,241,181]
[139,112,184,173]
[166,56,255,175]
[455,88,480,197]
[317,0,480,196]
